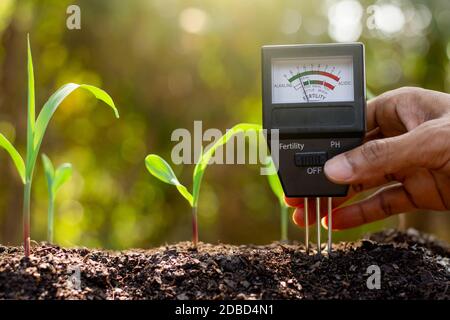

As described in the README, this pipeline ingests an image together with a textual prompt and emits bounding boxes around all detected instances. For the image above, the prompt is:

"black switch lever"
[295,152,328,167]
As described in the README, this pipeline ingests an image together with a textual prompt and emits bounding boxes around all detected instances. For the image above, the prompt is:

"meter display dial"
[272,56,354,104]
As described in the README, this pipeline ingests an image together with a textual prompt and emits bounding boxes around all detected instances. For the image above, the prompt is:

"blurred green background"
[0,0,449,249]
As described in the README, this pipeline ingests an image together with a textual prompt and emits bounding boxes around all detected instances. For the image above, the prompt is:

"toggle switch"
[295,151,328,167]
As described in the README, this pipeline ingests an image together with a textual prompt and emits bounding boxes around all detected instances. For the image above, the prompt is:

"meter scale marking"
[281,64,347,102]
[288,70,340,91]
[288,70,340,82]
[301,80,335,90]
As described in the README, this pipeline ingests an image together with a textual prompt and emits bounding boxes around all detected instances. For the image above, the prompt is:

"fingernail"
[324,154,354,182]
[321,216,328,230]
[292,208,304,227]
[292,209,300,226]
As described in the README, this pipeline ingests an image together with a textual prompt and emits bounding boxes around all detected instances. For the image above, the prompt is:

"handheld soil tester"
[262,43,366,255]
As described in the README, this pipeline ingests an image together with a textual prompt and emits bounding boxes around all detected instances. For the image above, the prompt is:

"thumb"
[324,131,424,185]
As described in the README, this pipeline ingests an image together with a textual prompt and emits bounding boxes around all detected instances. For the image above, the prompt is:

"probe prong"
[328,197,332,254]
[316,197,321,255]
[304,197,309,254]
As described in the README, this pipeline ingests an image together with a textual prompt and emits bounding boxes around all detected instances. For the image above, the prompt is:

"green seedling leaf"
[34,83,119,151]
[192,123,262,207]
[20,36,119,255]
[41,154,72,244]
[22,34,36,256]
[0,133,25,184]
[265,155,289,241]
[53,163,72,194]
[145,154,193,206]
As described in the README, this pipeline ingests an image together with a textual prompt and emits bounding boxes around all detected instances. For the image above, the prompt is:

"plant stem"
[398,213,406,231]
[280,204,288,242]
[47,193,54,243]
[23,180,31,257]
[192,206,198,247]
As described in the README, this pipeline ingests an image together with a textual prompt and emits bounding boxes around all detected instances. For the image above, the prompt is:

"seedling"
[266,157,290,241]
[41,154,73,243]
[145,123,261,246]
[0,35,119,257]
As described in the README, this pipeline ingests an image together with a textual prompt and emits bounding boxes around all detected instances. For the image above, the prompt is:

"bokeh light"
[328,0,363,42]
[179,7,208,34]
[373,3,405,35]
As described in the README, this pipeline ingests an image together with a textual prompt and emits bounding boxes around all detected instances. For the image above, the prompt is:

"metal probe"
[304,197,309,254]
[316,197,321,255]
[327,197,332,254]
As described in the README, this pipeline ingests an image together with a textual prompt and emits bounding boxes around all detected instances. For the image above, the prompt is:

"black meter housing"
[262,43,366,197]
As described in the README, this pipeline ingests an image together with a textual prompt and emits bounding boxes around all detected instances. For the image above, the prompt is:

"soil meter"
[262,43,366,254]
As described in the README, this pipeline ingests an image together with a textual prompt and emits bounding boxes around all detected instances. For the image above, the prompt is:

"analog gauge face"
[271,56,354,104]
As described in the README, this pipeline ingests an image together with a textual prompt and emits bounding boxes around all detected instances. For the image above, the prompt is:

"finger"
[429,171,450,209]
[288,179,398,229]
[349,174,397,193]
[323,122,446,185]
[403,168,448,210]
[286,183,362,209]
[366,97,381,132]
[291,182,393,227]
[293,207,322,227]
[367,87,450,136]
[292,198,330,227]
[322,185,417,230]
[364,127,382,143]
[284,197,304,207]
[366,91,407,135]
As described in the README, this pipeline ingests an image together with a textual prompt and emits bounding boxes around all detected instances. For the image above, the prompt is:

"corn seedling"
[41,154,73,243]
[0,35,119,257]
[266,157,290,241]
[145,123,261,246]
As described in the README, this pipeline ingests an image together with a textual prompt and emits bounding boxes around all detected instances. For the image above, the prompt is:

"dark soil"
[0,229,449,300]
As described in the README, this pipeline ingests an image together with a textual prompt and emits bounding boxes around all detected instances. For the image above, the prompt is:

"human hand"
[288,87,450,230]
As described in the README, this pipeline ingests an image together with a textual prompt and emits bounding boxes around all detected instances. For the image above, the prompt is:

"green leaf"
[41,154,55,190]
[33,83,119,151]
[266,156,286,206]
[78,85,119,118]
[145,154,193,206]
[192,123,262,206]
[26,34,36,178]
[0,133,25,184]
[53,163,72,194]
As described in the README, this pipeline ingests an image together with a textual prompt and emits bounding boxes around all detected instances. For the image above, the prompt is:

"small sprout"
[0,35,119,257]
[266,156,290,241]
[42,154,73,243]
[145,123,261,247]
